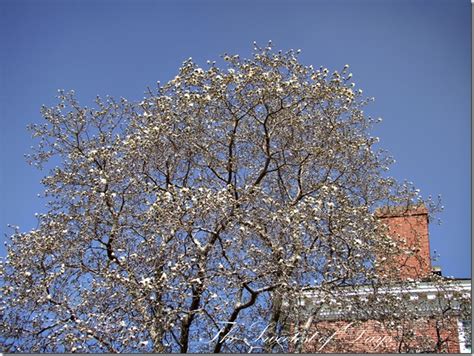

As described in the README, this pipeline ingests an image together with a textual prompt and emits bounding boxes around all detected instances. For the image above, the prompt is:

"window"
[458,320,471,354]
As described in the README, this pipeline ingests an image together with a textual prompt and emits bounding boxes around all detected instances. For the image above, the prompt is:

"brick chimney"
[376,205,432,281]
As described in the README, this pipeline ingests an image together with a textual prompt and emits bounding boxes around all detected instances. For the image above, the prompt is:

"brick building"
[292,205,471,353]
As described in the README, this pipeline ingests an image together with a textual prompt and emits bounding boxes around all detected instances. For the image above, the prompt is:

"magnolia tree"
[0,43,469,353]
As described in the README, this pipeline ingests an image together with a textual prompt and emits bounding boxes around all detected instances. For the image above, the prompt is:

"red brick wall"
[377,205,431,280]
[297,318,460,353]
[292,206,463,353]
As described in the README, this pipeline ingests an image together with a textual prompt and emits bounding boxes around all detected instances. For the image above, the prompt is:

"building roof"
[375,203,428,219]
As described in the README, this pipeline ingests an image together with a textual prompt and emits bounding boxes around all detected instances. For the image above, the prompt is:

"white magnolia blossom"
[0,43,468,353]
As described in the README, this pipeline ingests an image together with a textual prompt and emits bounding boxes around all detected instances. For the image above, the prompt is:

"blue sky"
[0,0,470,278]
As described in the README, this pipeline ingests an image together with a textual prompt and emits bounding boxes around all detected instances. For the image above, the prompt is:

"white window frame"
[457,319,471,354]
